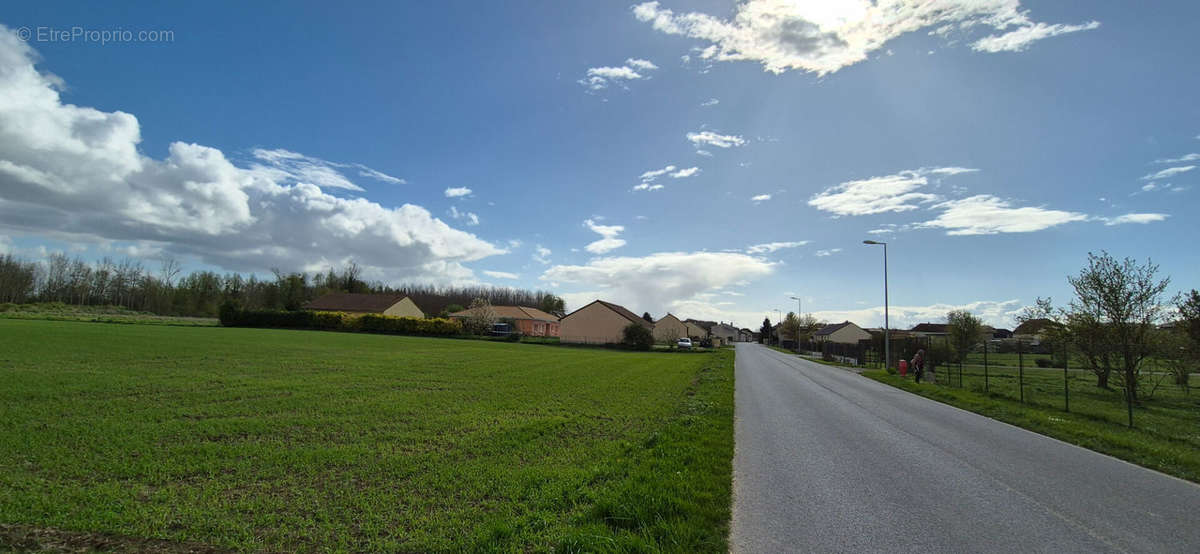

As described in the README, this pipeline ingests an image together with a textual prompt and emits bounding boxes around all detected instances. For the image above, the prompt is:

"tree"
[1066,252,1170,403]
[947,310,985,363]
[1178,290,1200,353]
[760,318,772,344]
[463,297,497,335]
[780,312,800,343]
[642,311,654,323]
[538,294,565,317]
[622,322,654,351]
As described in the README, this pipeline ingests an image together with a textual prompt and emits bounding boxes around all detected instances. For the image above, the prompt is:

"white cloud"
[808,167,966,216]
[482,270,519,280]
[0,26,504,286]
[922,195,1087,235]
[670,166,700,178]
[814,248,842,257]
[1154,153,1200,164]
[533,244,552,264]
[687,130,746,149]
[1102,213,1169,226]
[507,239,523,248]
[583,219,626,254]
[972,20,1101,53]
[695,149,713,157]
[579,58,658,91]
[1140,183,1158,192]
[746,240,809,254]
[448,206,480,226]
[625,58,658,71]
[543,251,776,323]
[633,1,1098,75]
[701,98,720,107]
[751,194,771,202]
[811,299,1025,329]
[632,183,665,192]
[639,165,677,181]
[444,186,473,197]
[1142,166,1195,180]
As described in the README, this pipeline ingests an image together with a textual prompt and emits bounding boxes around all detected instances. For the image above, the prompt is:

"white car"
[677,338,693,349]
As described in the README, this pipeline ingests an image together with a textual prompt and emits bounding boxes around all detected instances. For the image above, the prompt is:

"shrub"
[1035,358,1053,368]
[358,314,462,336]
[622,323,654,351]
[219,307,462,337]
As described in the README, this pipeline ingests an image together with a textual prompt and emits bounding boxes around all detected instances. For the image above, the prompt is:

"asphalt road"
[730,343,1200,553]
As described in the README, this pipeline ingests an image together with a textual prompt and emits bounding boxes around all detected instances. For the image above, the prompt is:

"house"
[813,321,873,344]
[1013,318,1058,342]
[909,323,949,339]
[653,313,690,343]
[711,323,739,344]
[559,300,653,344]
[304,293,424,318]
[739,328,753,342]
[448,305,560,337]
[684,321,708,341]
[990,327,1014,339]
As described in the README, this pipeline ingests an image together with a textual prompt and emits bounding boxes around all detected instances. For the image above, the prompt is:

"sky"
[1,1,1197,330]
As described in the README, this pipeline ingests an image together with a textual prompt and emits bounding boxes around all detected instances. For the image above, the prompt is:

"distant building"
[711,323,739,345]
[684,321,708,341]
[813,321,873,344]
[909,323,949,339]
[653,313,690,344]
[448,305,560,337]
[559,300,652,344]
[304,293,424,318]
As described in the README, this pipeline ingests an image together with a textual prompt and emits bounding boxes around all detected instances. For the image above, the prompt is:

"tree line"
[0,253,566,319]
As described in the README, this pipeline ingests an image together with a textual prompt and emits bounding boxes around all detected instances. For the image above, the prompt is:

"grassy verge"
[864,369,1200,484]
[767,346,864,370]
[0,302,216,326]
[0,319,733,552]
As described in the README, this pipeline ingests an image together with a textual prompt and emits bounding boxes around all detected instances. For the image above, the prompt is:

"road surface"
[730,343,1200,553]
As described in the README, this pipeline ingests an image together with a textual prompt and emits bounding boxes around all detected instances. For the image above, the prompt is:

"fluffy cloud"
[640,165,677,180]
[632,183,664,191]
[444,186,473,197]
[687,130,745,149]
[670,166,700,178]
[579,58,658,91]
[0,26,500,284]
[1102,213,1169,226]
[807,167,971,216]
[1155,153,1200,164]
[634,1,1099,75]
[533,244,552,264]
[1142,166,1195,180]
[542,251,776,320]
[482,270,519,279]
[751,194,771,202]
[922,195,1087,235]
[814,248,842,257]
[746,240,809,254]
[811,299,1026,329]
[701,98,720,107]
[583,219,626,254]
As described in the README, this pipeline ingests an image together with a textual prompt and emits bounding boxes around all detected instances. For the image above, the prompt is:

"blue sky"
[1,1,1197,329]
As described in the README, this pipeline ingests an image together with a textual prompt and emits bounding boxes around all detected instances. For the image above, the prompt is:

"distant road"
[730,343,1200,553]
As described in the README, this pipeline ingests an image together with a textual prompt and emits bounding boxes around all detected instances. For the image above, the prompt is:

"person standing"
[911,349,926,383]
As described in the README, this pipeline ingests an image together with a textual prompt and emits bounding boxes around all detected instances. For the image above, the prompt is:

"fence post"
[983,339,989,393]
[958,359,963,388]
[1018,339,1025,404]
[1126,381,1134,428]
[1063,346,1069,413]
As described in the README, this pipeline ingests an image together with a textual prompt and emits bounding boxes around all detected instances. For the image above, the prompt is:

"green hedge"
[219,306,461,336]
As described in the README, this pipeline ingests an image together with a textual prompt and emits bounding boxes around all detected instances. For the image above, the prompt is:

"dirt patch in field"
[0,524,230,553]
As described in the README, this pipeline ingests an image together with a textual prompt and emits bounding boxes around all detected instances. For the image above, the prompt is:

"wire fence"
[792,336,1187,428]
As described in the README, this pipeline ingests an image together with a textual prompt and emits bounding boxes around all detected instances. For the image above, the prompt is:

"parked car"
[677,338,692,349]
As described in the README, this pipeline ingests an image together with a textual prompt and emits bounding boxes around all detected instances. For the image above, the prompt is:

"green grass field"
[0,320,734,552]
[0,302,217,327]
[865,366,1200,483]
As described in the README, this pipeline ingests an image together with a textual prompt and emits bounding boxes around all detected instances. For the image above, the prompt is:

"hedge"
[218,305,462,336]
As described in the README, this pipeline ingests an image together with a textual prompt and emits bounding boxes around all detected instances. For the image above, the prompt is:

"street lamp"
[863,240,889,371]
[789,295,802,352]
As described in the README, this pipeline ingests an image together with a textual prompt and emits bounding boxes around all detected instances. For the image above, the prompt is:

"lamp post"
[863,240,889,371]
[789,295,802,352]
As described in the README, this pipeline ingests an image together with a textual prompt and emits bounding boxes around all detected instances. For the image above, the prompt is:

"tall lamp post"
[789,295,802,351]
[863,240,889,371]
